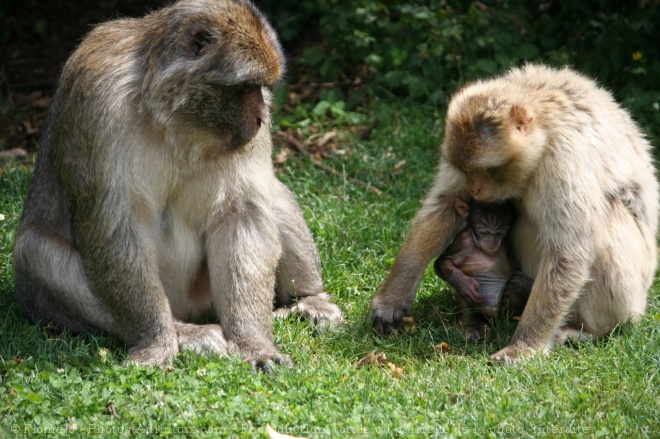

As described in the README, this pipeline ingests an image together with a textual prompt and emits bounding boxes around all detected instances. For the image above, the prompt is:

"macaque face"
[467,200,515,254]
[144,3,284,152]
[442,94,547,202]
[470,220,509,254]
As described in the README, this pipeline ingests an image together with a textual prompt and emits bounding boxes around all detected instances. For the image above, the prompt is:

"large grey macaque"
[371,64,658,363]
[14,0,342,368]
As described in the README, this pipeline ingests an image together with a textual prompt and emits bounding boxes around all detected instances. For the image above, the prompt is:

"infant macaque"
[434,198,531,340]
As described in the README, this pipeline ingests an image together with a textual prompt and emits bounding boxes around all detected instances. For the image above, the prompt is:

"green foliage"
[274,85,368,132]
[262,0,660,148]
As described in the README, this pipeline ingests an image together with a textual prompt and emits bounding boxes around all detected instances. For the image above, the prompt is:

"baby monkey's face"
[467,199,516,254]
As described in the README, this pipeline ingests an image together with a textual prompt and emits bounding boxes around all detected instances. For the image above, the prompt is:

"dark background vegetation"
[1,0,659,154]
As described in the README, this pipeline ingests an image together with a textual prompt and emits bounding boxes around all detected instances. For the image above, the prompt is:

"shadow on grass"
[2,281,627,374]
[0,288,127,371]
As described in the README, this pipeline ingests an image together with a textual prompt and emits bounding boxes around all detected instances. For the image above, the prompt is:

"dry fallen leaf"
[433,342,452,353]
[357,352,403,377]
[386,361,405,378]
[447,392,464,404]
[356,352,388,367]
[274,148,291,165]
[266,424,309,439]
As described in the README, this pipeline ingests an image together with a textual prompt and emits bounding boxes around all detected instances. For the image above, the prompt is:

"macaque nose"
[234,86,267,147]
[468,179,481,197]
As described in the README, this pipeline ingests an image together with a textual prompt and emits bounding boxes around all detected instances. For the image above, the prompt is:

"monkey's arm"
[434,237,483,306]
[75,211,179,366]
[435,256,483,306]
[206,198,292,370]
[271,180,344,330]
[492,196,594,362]
[371,162,468,336]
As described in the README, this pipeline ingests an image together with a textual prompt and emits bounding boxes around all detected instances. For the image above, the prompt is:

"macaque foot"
[490,341,547,364]
[464,324,490,343]
[464,327,482,343]
[554,326,594,344]
[174,321,228,356]
[125,334,179,367]
[274,294,344,331]
[230,339,293,372]
[370,294,412,337]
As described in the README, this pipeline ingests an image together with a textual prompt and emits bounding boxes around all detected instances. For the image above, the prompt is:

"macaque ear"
[510,104,533,133]
[189,24,215,57]
[454,198,470,220]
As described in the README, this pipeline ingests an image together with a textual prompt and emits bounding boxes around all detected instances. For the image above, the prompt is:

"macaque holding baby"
[372,64,658,363]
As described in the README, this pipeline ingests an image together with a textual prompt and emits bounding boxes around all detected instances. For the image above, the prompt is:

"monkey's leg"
[572,208,654,338]
[14,227,118,333]
[271,180,343,330]
[16,229,206,364]
[158,230,230,358]
[207,205,292,370]
[498,272,533,319]
[72,216,180,366]
[459,303,489,343]
[371,168,466,336]
[553,324,593,344]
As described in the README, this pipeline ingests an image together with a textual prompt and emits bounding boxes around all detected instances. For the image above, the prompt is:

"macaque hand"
[273,294,344,332]
[490,341,548,364]
[455,275,483,306]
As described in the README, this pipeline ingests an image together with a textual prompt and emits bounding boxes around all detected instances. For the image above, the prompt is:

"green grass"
[1,100,659,438]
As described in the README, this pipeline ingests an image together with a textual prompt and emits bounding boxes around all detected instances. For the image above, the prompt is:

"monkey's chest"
[157,212,212,319]
[460,251,513,304]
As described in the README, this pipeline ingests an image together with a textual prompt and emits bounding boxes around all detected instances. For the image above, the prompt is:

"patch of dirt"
[0,0,170,152]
